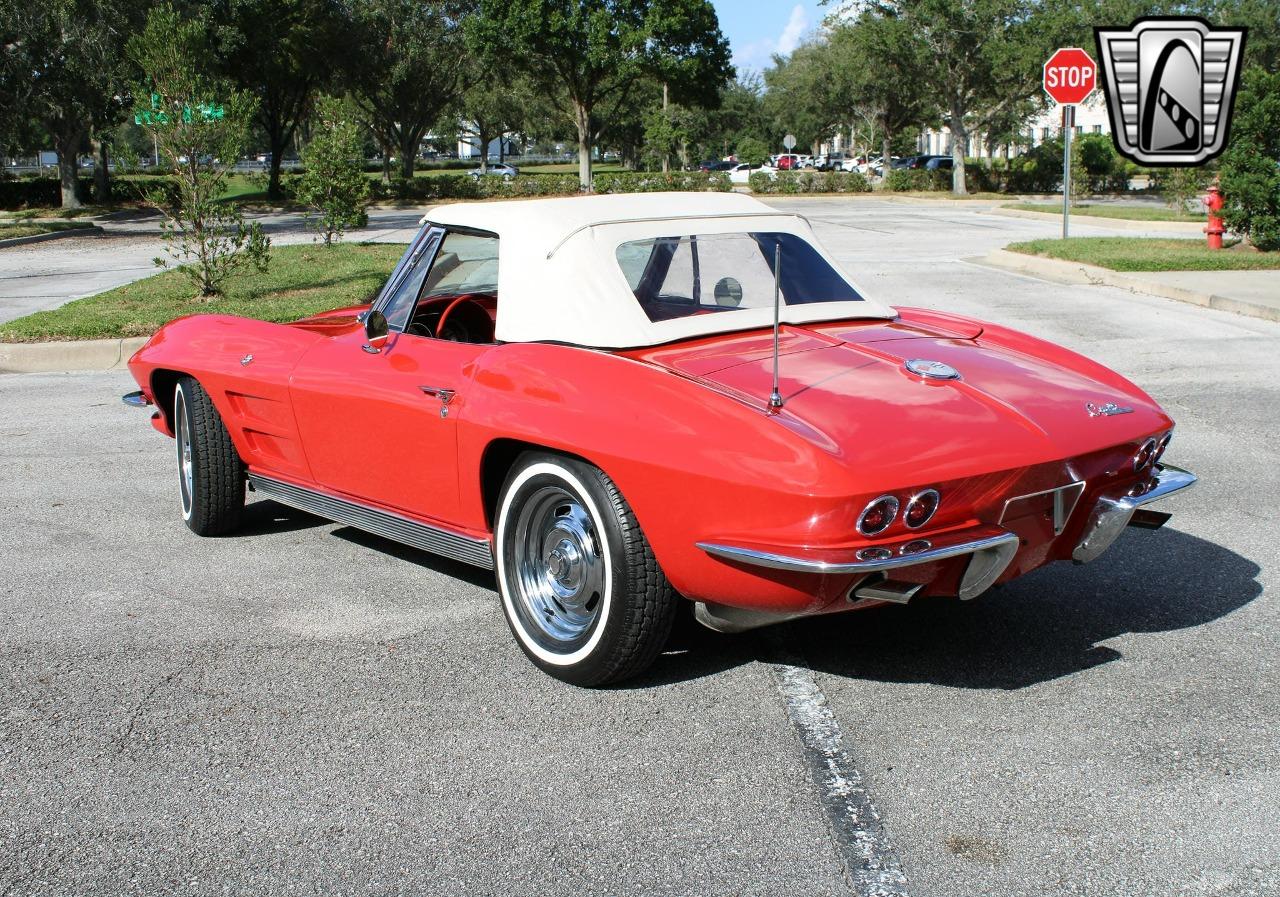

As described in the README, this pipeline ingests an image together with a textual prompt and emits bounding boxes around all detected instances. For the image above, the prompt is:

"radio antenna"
[769,241,784,412]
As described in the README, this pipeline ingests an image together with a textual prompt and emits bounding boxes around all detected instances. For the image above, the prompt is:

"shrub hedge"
[358,170,730,202]
[593,171,730,193]
[0,175,184,209]
[748,170,871,194]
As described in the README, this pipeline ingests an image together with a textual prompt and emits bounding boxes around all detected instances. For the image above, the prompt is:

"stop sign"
[1043,47,1097,105]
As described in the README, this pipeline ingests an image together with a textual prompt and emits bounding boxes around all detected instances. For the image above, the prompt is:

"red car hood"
[629,318,1168,483]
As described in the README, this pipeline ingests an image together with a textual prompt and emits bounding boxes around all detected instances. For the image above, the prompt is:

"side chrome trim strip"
[248,474,494,570]
[696,530,1021,576]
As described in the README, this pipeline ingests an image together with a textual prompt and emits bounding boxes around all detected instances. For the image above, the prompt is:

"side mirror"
[362,309,389,354]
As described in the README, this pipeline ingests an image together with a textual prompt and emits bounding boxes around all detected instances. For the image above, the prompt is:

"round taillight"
[904,489,940,529]
[857,495,899,536]
[1133,438,1157,471]
[1155,431,1172,463]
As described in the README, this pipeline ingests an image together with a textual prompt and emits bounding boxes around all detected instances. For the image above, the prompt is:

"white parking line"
[770,646,910,897]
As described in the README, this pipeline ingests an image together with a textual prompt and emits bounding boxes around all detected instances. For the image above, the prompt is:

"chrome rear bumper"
[1073,463,1197,563]
[122,390,151,408]
[697,525,1021,602]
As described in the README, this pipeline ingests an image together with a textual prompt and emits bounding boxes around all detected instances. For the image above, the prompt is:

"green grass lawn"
[0,220,96,241]
[0,207,109,220]
[1006,237,1280,272]
[0,241,406,342]
[1004,202,1200,222]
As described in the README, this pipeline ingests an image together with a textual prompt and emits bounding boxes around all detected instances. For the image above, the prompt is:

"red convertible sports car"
[124,192,1196,685]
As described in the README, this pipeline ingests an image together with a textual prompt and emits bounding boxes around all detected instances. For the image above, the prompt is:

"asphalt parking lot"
[1,199,1277,896]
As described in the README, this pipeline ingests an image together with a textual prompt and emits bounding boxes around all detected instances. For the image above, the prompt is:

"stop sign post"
[1043,47,1097,239]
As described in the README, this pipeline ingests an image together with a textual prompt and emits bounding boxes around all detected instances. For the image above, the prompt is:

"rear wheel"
[495,452,677,686]
[173,376,245,536]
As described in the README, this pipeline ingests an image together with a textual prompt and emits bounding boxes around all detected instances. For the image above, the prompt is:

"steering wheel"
[435,293,496,343]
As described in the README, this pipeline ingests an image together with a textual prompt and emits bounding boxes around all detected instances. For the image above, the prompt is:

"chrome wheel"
[508,485,606,654]
[175,386,193,519]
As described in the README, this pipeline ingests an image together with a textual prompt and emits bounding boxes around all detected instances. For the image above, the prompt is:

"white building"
[915,94,1112,158]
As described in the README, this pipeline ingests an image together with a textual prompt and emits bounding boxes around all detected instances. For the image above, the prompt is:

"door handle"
[419,386,455,404]
[419,385,456,418]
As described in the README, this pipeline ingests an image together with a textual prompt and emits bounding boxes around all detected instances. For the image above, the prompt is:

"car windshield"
[615,232,863,323]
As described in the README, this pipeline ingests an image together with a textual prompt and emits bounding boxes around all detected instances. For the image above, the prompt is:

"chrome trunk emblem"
[905,359,960,381]
[240,354,254,366]
[1086,401,1133,417]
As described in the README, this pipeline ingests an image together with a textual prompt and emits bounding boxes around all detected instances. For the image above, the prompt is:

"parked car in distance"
[122,191,1196,687]
[698,159,736,172]
[728,162,774,184]
[774,153,803,170]
[814,153,847,171]
[468,162,519,179]
[907,154,952,170]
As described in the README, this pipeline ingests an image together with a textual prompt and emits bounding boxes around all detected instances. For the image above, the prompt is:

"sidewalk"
[978,249,1280,323]
[0,208,422,325]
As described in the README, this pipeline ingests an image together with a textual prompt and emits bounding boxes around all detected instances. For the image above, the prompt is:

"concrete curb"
[0,225,104,249]
[977,249,1280,323]
[989,206,1206,234]
[0,336,149,373]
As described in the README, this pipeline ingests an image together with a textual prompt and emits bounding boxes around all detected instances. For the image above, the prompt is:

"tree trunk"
[881,134,891,179]
[949,103,968,195]
[55,127,84,210]
[573,99,592,191]
[661,83,669,174]
[477,126,490,173]
[93,136,110,204]
[381,142,392,183]
[399,128,419,180]
[268,151,285,200]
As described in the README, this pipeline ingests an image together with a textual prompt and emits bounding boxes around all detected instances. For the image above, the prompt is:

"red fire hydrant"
[1204,179,1225,250]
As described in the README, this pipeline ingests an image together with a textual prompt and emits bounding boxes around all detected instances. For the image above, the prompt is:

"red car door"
[288,225,499,526]
[289,329,487,523]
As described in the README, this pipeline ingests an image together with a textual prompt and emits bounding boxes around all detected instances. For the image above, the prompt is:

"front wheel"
[173,376,245,536]
[495,453,677,686]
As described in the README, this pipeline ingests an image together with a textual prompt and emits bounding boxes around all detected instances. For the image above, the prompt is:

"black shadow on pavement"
[783,527,1260,690]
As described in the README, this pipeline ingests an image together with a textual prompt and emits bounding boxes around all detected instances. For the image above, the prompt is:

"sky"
[711,0,828,76]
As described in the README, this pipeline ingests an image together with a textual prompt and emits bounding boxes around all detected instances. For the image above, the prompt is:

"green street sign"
[134,93,225,125]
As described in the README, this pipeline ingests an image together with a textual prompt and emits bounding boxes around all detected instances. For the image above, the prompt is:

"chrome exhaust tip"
[849,576,923,605]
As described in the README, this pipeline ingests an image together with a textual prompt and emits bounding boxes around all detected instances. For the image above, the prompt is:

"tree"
[1220,67,1280,251]
[469,0,732,188]
[457,69,534,171]
[763,42,846,155]
[734,135,769,166]
[129,3,269,296]
[827,11,935,175]
[879,0,1071,194]
[1,0,139,208]
[211,0,345,199]
[295,96,370,245]
[344,0,468,181]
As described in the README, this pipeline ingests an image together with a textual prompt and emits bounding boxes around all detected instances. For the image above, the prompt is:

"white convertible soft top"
[424,192,895,348]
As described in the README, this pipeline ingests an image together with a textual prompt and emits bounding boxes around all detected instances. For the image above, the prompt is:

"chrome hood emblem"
[1086,401,1134,417]
[905,359,961,381]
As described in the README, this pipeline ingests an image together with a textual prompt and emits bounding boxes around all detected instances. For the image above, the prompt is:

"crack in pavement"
[114,654,198,755]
